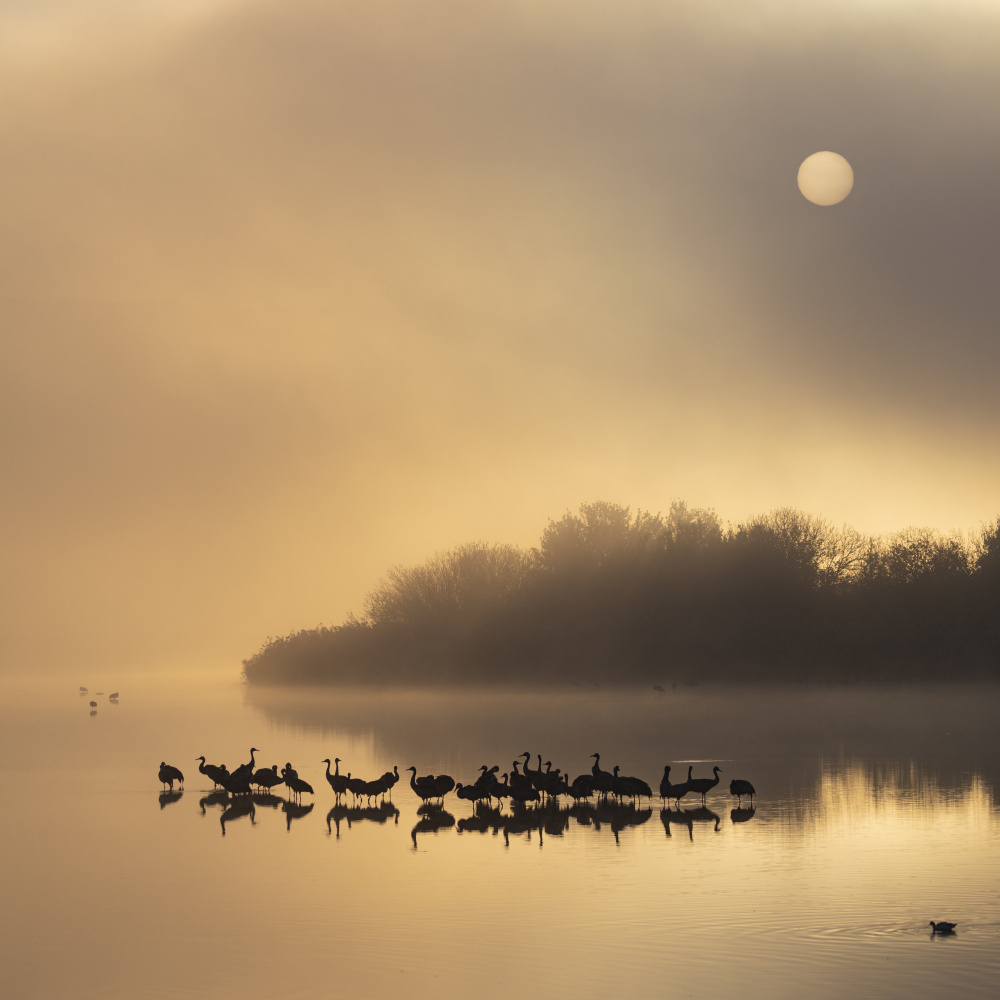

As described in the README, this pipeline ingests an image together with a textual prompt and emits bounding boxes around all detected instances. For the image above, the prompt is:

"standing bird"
[232,748,259,780]
[688,765,722,804]
[406,766,454,803]
[196,756,228,789]
[375,765,399,799]
[567,773,595,802]
[322,759,343,797]
[590,753,616,799]
[158,762,184,790]
[729,778,756,805]
[253,764,284,792]
[221,768,253,796]
[509,761,531,792]
[326,758,350,799]
[285,774,314,801]
[612,765,653,803]
[659,765,689,809]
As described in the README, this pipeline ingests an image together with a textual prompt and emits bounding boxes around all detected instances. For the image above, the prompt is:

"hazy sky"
[3,0,999,675]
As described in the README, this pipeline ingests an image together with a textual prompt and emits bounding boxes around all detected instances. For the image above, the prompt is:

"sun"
[797,151,854,206]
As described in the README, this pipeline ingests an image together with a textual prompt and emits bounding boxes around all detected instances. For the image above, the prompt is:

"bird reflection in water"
[199,790,230,815]
[569,802,652,845]
[456,802,505,835]
[158,790,183,810]
[220,796,256,836]
[660,806,721,840]
[326,801,400,838]
[455,801,648,848]
[251,792,286,812]
[282,799,314,831]
[591,803,651,845]
[410,803,455,849]
[730,806,757,825]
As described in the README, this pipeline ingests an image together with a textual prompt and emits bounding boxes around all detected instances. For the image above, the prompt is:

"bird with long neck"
[196,756,226,789]
[374,765,398,799]
[330,758,350,798]
[590,753,615,798]
[407,766,436,802]
[659,765,689,809]
[407,766,453,803]
[519,752,535,783]
[509,760,531,791]
[322,759,339,797]
[530,755,550,792]
[688,765,722,803]
[232,748,259,779]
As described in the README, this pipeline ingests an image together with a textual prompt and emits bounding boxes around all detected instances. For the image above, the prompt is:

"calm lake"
[1,673,998,1000]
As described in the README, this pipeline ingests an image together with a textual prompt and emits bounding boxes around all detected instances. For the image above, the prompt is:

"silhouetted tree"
[242,499,1000,687]
[535,501,668,574]
[363,542,535,627]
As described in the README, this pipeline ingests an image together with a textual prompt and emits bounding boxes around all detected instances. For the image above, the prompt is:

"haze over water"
[2,675,997,1000]
[4,2,1000,997]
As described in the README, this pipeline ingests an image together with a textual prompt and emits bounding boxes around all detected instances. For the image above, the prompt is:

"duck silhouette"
[929,921,957,935]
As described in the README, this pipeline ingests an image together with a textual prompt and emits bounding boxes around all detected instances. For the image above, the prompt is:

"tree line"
[242,501,1000,686]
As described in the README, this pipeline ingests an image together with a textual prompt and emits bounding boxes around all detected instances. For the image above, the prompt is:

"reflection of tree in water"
[731,806,756,824]
[410,804,455,849]
[158,790,183,810]
[246,686,1000,814]
[282,800,314,831]
[660,806,720,840]
[326,801,400,838]
[220,797,256,836]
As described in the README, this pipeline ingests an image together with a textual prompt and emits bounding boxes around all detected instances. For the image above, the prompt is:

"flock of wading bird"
[158,749,759,842]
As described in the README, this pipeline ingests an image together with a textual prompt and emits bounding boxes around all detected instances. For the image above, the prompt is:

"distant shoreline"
[243,501,1000,688]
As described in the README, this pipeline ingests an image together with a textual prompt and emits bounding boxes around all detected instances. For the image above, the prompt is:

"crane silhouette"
[590,753,616,798]
[406,766,454,803]
[729,778,756,805]
[285,774,314,801]
[659,765,689,808]
[196,756,227,789]
[688,765,722,803]
[612,765,652,803]
[253,764,284,792]
[158,762,184,791]
[322,758,348,798]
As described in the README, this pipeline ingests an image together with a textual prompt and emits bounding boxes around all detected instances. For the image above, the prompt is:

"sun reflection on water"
[807,758,996,835]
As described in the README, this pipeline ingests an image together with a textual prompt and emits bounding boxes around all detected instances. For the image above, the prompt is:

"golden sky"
[3,0,999,673]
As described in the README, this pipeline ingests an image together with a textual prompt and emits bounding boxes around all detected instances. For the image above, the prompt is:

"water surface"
[1,675,997,999]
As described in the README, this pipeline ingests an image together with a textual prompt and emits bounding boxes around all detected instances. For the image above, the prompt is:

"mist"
[3,0,999,675]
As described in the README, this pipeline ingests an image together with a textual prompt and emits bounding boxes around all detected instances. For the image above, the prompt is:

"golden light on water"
[798,151,855,205]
